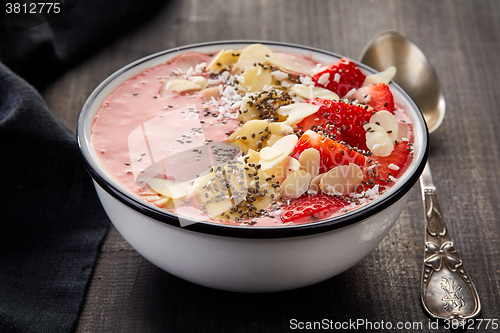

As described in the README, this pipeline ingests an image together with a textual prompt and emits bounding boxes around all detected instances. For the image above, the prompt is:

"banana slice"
[281,170,312,199]
[238,90,292,123]
[277,103,320,125]
[192,167,234,217]
[244,149,261,164]
[362,66,396,86]
[369,110,399,141]
[239,66,273,92]
[233,44,273,72]
[298,147,320,178]
[193,158,280,221]
[291,84,340,100]
[364,123,394,157]
[148,178,187,200]
[227,120,294,153]
[206,49,240,73]
[265,52,318,75]
[319,163,363,196]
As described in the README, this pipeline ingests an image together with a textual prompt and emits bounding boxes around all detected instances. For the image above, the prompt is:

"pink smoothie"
[91,48,414,227]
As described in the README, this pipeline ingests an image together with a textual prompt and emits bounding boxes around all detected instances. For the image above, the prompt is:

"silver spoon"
[359,30,480,324]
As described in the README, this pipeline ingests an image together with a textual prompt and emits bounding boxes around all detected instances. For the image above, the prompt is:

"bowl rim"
[77,40,429,239]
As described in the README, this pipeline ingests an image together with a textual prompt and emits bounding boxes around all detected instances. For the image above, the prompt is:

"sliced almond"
[201,86,221,101]
[142,194,162,202]
[260,146,283,160]
[363,123,387,135]
[277,103,321,125]
[369,110,399,141]
[259,134,298,171]
[175,53,207,73]
[365,127,394,157]
[165,79,202,93]
[206,49,240,73]
[148,178,187,200]
[266,134,282,147]
[287,157,301,174]
[319,163,363,196]
[266,52,318,75]
[239,66,273,92]
[153,197,171,208]
[264,157,289,183]
[308,173,325,195]
[298,147,320,178]
[233,44,273,72]
[291,84,339,100]
[280,170,312,199]
[362,66,396,86]
[189,76,208,89]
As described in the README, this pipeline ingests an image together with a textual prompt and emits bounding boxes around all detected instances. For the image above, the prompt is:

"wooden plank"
[40,0,500,331]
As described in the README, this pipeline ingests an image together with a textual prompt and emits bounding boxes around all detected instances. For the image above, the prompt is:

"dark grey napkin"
[0,62,109,332]
[0,1,164,332]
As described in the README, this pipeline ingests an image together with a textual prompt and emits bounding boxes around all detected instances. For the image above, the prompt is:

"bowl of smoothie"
[78,41,428,292]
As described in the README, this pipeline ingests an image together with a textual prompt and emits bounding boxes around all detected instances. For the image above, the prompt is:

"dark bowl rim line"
[77,40,429,239]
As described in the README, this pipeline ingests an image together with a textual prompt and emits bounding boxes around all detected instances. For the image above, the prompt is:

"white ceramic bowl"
[78,41,428,292]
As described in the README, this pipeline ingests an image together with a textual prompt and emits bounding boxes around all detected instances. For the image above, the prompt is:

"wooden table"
[41,0,500,331]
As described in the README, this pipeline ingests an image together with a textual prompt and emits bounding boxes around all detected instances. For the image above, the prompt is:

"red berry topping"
[355,83,395,113]
[312,58,366,97]
[281,194,349,224]
[292,130,366,175]
[298,99,373,151]
[364,140,412,187]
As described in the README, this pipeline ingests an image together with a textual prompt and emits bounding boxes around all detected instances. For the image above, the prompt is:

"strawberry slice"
[297,99,373,151]
[291,130,366,174]
[312,58,366,97]
[281,194,349,224]
[355,83,395,113]
[364,140,412,187]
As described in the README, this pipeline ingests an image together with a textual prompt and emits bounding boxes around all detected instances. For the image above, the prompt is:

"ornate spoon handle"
[420,162,481,324]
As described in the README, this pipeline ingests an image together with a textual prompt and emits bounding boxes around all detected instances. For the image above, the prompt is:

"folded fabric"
[0,61,109,333]
[0,1,166,332]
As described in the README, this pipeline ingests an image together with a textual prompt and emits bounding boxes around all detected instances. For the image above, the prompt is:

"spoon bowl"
[359,30,445,133]
[359,31,481,322]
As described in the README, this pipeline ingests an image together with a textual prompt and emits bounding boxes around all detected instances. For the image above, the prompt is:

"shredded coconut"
[299,76,313,86]
[271,70,288,81]
[344,88,357,98]
[318,72,330,85]
[365,185,380,199]
[388,163,400,171]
